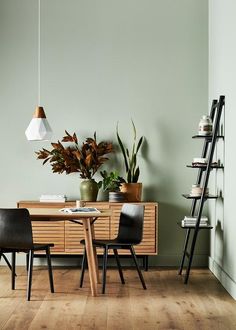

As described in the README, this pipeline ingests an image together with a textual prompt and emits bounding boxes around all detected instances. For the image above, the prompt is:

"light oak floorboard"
[0,266,236,330]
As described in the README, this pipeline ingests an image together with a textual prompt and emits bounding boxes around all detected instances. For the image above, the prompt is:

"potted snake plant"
[116,120,144,201]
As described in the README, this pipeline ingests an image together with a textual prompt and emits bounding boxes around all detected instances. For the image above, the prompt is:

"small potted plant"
[98,170,125,202]
[36,131,113,201]
[116,120,144,201]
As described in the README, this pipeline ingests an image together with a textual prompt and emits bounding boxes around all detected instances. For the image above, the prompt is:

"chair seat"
[0,243,54,253]
[80,238,137,248]
[33,243,54,251]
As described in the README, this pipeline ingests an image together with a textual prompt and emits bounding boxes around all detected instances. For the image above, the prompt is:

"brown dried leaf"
[72,133,78,144]
[85,154,92,167]
[43,158,50,165]
[73,150,81,160]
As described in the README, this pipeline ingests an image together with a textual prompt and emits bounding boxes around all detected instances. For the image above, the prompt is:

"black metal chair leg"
[11,252,16,290]
[130,246,146,290]
[2,253,11,270]
[102,246,108,294]
[27,250,34,301]
[46,247,54,293]
[2,253,17,276]
[113,249,125,284]
[79,248,87,288]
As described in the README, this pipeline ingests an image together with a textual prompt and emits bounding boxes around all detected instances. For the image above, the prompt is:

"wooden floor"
[0,266,235,330]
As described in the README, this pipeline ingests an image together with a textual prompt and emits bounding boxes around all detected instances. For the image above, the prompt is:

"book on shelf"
[59,207,100,214]
[181,221,209,227]
[39,195,67,203]
[184,216,208,221]
[181,216,209,227]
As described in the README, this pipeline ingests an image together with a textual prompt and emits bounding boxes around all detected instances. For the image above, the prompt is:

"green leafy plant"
[98,170,125,192]
[35,131,113,179]
[116,120,144,183]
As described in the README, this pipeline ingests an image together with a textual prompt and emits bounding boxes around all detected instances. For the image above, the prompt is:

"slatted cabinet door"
[64,202,110,254]
[32,221,65,253]
[138,204,157,254]
[110,203,157,255]
[64,221,84,254]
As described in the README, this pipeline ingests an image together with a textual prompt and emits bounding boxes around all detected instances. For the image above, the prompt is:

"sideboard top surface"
[18,201,158,206]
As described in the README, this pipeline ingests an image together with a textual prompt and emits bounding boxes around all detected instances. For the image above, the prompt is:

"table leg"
[83,219,98,296]
[90,223,100,284]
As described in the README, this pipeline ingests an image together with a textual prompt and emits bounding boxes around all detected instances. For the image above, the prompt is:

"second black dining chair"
[0,208,54,300]
[79,203,147,293]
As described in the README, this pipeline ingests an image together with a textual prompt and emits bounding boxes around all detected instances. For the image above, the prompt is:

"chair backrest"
[116,204,145,244]
[0,208,33,250]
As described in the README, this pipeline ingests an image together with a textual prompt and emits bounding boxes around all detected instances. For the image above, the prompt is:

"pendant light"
[25,0,52,141]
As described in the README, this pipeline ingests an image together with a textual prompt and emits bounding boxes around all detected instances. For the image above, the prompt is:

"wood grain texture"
[65,216,109,253]
[32,221,65,253]
[0,267,235,330]
[82,220,98,296]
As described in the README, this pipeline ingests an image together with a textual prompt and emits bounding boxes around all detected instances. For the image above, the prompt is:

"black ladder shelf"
[178,95,225,284]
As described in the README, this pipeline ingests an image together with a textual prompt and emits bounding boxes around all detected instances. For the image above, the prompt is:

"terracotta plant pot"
[120,183,142,202]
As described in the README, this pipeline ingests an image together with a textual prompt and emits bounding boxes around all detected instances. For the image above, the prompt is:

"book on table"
[59,207,100,214]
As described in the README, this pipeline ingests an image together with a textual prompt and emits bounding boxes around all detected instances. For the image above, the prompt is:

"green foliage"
[98,170,125,192]
[116,120,144,183]
[35,131,113,179]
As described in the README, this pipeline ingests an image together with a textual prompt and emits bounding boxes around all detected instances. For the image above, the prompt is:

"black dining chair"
[79,203,147,293]
[0,208,54,300]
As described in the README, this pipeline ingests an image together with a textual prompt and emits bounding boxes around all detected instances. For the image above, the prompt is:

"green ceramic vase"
[80,179,98,202]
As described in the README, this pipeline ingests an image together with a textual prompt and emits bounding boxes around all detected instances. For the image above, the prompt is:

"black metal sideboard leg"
[143,256,149,271]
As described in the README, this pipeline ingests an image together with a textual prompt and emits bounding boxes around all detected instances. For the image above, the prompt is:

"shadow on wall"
[215,220,224,266]
[214,192,224,266]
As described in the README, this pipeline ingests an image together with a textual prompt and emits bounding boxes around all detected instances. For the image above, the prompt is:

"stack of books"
[192,157,207,165]
[181,216,209,227]
[39,195,67,203]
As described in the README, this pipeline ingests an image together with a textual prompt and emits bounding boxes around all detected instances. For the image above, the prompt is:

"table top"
[28,208,112,219]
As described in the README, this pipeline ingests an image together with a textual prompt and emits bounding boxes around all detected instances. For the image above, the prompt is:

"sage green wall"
[209,0,236,299]
[0,0,208,266]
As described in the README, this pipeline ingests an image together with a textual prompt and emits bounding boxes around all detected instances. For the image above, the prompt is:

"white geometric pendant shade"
[25,106,52,141]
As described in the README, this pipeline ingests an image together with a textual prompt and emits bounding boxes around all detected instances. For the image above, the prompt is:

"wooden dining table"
[28,207,111,296]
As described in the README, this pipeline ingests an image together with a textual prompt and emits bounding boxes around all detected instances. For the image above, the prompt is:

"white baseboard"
[208,256,236,300]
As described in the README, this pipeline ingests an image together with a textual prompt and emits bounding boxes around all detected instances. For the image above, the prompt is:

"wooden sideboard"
[17,201,158,268]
